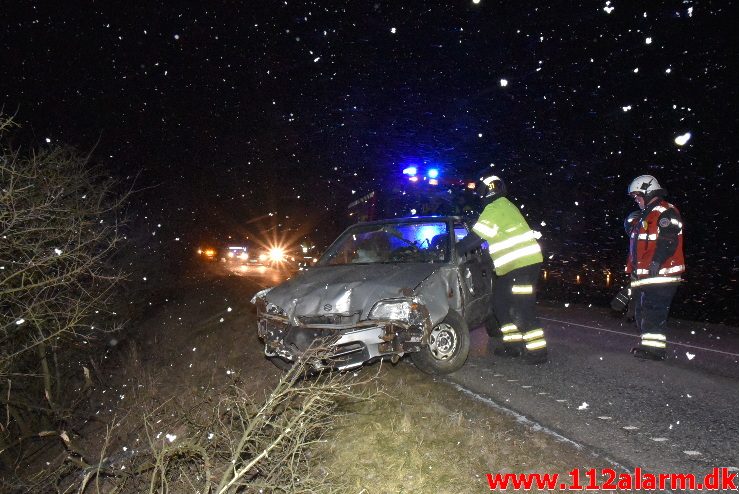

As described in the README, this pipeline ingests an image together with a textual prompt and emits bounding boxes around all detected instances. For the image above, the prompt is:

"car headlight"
[250,287,273,305]
[368,298,417,322]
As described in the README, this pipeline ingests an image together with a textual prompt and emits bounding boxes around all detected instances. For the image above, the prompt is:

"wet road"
[447,304,739,479]
[216,261,295,287]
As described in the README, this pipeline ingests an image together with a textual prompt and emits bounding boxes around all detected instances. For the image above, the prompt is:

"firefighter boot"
[523,348,548,365]
[493,342,524,358]
[631,347,666,361]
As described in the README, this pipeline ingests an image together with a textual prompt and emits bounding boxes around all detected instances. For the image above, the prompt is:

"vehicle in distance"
[252,216,496,374]
[224,245,249,262]
[197,247,218,261]
[245,245,290,267]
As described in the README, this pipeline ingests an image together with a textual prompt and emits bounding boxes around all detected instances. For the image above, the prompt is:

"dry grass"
[8,345,378,493]
[321,362,621,493]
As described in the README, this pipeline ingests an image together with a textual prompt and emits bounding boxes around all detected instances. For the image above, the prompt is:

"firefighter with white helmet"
[457,174,548,364]
[625,174,685,360]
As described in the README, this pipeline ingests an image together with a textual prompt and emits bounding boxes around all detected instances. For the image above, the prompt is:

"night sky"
[2,1,737,320]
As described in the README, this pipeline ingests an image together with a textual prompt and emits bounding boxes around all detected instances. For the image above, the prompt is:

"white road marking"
[521,385,532,389]
[651,437,668,442]
[598,416,612,420]
[623,425,639,430]
[449,383,632,472]
[541,317,739,357]
[683,450,701,456]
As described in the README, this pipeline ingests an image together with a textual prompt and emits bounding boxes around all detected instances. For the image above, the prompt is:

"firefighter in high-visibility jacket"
[457,174,548,364]
[625,175,685,360]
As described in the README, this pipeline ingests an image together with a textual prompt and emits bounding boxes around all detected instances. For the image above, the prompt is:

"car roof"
[350,215,464,228]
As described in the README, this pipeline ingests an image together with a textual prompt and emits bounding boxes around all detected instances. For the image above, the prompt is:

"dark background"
[2,1,737,323]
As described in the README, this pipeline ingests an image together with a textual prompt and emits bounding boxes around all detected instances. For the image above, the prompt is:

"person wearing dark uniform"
[457,174,548,364]
[625,175,685,360]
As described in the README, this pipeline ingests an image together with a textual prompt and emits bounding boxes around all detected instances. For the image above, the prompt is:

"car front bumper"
[257,314,425,371]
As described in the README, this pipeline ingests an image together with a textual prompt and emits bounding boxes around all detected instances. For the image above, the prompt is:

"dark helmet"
[476,174,507,200]
[627,175,667,202]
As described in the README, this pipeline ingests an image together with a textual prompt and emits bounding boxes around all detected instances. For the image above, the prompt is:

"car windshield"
[320,221,450,266]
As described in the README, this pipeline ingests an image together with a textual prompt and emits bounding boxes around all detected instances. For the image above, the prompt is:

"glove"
[610,287,631,312]
[624,211,640,234]
[648,261,661,277]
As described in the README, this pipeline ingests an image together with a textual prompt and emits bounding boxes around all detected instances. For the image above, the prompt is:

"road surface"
[448,303,739,479]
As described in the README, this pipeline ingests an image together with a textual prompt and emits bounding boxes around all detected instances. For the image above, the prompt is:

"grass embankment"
[323,363,621,493]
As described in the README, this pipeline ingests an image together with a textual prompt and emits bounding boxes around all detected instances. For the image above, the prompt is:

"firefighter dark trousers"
[634,283,678,354]
[493,264,546,354]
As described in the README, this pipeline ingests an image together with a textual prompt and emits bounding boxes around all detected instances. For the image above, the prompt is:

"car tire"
[411,311,470,375]
[268,356,294,371]
[484,312,500,337]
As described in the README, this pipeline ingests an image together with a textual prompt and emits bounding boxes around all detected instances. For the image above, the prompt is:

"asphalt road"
[447,303,739,478]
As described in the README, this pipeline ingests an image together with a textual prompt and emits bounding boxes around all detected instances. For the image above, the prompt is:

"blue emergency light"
[402,166,418,176]
[427,168,439,179]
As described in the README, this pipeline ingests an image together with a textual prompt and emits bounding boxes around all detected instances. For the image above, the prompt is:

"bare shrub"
[0,115,128,464]
[29,348,377,493]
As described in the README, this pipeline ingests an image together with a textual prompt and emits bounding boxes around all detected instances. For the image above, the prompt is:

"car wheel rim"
[428,323,457,360]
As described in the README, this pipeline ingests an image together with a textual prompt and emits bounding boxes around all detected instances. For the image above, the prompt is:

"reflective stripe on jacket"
[626,200,685,286]
[472,197,543,276]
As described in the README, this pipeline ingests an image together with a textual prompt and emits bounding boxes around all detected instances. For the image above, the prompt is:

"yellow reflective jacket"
[472,197,543,276]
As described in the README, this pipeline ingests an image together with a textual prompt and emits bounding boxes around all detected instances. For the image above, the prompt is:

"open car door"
[454,221,494,329]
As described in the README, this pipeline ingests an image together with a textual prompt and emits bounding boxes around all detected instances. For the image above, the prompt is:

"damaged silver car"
[252,216,495,374]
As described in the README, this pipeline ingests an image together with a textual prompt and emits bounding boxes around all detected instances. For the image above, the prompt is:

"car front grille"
[296,311,361,326]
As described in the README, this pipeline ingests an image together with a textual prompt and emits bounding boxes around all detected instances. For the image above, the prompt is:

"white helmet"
[627,175,665,200]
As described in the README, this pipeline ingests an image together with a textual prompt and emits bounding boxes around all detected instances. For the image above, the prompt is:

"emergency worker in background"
[625,175,685,360]
[457,174,548,364]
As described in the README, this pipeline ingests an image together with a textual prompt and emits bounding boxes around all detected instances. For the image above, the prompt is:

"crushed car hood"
[265,263,441,319]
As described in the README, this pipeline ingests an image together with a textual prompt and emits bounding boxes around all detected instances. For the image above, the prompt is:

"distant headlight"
[268,247,285,262]
[368,298,417,322]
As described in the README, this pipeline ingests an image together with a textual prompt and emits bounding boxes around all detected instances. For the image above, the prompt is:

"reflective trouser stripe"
[523,328,546,351]
[642,333,666,341]
[523,329,544,340]
[503,333,523,342]
[526,340,547,350]
[511,284,534,294]
[500,323,518,334]
[642,333,667,349]
[642,340,667,349]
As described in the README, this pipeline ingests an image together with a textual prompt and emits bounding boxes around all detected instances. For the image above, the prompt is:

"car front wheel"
[411,311,470,374]
[268,356,294,371]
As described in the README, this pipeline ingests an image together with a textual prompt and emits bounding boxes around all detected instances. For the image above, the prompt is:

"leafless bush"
[25,348,377,493]
[0,115,128,463]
